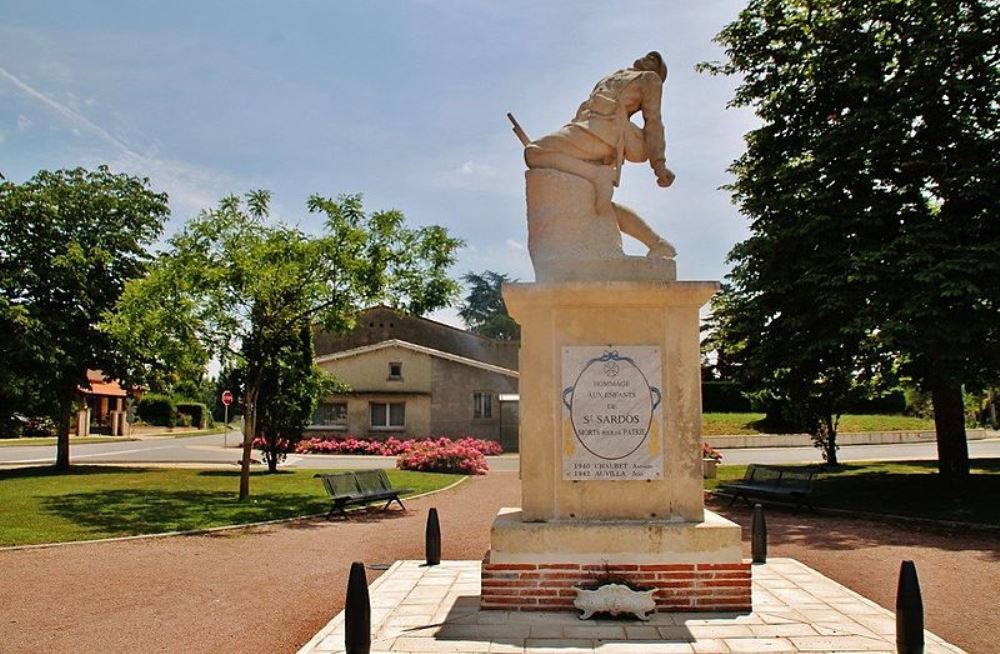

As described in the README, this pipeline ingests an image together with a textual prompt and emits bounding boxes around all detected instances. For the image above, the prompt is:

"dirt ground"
[0,472,996,653]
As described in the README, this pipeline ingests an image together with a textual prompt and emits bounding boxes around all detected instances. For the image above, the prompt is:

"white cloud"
[459,160,498,177]
[432,155,521,194]
[505,238,524,251]
[1,65,248,223]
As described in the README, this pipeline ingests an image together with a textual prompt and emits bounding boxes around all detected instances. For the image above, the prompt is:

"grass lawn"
[707,459,1000,526]
[702,412,936,436]
[0,466,461,547]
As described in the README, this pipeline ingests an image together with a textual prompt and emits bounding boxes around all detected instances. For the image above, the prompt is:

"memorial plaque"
[561,345,663,480]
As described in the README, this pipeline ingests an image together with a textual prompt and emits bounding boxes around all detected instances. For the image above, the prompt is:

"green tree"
[0,167,168,466]
[255,320,342,472]
[105,192,462,498]
[701,0,1000,480]
[458,270,520,340]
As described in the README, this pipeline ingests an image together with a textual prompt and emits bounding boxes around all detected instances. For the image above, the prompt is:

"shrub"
[396,440,489,475]
[176,401,211,429]
[136,394,177,427]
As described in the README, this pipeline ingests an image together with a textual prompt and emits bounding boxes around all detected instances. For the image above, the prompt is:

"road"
[1,430,998,470]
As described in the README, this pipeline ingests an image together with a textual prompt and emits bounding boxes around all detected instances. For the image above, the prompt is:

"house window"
[312,402,348,428]
[387,361,403,380]
[473,392,493,419]
[370,402,405,429]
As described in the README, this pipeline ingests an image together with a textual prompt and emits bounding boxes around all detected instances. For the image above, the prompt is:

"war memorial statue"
[509,51,679,281]
[485,53,748,615]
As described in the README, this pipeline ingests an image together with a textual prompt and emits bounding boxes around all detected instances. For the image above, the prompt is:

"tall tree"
[0,167,168,466]
[701,0,1000,480]
[255,320,341,473]
[458,270,520,340]
[105,192,462,498]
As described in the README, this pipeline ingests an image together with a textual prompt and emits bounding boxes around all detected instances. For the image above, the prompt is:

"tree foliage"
[0,167,168,464]
[458,270,520,340]
[255,321,343,472]
[701,0,1000,478]
[105,192,462,498]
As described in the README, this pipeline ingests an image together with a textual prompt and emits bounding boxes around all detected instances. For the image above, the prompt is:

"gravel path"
[1,473,995,653]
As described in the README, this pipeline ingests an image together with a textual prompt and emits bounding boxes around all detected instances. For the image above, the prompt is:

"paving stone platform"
[298,558,963,654]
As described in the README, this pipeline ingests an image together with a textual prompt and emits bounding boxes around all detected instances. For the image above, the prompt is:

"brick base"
[481,556,751,612]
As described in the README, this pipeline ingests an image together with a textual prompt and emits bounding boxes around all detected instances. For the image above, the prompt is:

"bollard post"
[426,507,441,566]
[896,560,924,654]
[751,503,767,564]
[344,561,371,654]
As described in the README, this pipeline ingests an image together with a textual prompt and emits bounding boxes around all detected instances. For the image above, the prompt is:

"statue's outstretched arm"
[639,72,674,187]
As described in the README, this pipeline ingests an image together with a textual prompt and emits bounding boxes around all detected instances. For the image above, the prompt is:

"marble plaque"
[561,346,664,480]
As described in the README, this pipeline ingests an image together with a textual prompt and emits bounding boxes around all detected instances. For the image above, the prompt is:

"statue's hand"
[656,166,676,188]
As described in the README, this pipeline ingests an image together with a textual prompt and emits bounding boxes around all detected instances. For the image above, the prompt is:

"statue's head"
[633,51,667,81]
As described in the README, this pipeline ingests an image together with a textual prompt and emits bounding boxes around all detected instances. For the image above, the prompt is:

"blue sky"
[1,1,756,325]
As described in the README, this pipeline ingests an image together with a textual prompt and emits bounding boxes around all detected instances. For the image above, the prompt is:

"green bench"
[717,464,819,511]
[314,470,413,519]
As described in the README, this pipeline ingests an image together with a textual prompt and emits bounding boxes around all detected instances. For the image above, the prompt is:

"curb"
[0,475,470,552]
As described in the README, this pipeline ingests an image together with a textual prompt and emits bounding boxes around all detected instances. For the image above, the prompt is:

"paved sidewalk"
[299,559,963,654]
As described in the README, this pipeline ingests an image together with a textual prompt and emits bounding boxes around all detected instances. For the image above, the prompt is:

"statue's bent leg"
[613,202,675,258]
[524,139,615,214]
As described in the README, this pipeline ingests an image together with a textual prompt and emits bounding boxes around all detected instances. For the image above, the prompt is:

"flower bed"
[288,435,502,457]
[253,434,495,474]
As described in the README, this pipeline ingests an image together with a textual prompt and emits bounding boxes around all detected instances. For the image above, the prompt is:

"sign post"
[221,390,233,449]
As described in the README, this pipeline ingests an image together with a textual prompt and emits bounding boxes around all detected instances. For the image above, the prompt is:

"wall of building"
[317,344,432,393]
[313,345,434,438]
[429,357,518,440]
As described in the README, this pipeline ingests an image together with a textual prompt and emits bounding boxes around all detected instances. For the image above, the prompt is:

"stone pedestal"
[526,170,676,283]
[482,281,749,613]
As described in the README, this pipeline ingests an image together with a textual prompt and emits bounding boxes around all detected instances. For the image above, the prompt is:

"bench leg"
[327,501,349,520]
[381,496,406,512]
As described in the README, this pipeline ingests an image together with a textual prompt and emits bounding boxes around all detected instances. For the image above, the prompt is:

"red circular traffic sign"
[221,390,233,406]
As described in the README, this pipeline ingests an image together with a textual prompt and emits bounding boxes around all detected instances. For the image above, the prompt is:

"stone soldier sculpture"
[512,51,677,266]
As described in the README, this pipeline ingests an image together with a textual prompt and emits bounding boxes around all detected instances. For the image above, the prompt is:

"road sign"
[221,390,233,406]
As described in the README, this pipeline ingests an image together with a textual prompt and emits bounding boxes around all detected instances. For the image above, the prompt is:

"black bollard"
[896,560,924,654]
[426,507,441,566]
[751,503,767,564]
[344,561,371,654]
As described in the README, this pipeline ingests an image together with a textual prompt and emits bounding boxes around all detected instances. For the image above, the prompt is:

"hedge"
[176,402,211,429]
[136,394,177,427]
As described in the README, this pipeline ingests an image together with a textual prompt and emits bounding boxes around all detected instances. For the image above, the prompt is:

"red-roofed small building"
[76,370,136,436]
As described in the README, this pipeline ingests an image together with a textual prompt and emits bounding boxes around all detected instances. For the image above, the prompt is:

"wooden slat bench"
[716,464,819,511]
[314,470,413,519]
